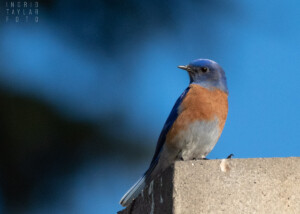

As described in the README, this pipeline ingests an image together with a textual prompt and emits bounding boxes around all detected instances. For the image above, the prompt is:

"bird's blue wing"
[148,87,190,168]
[120,87,190,206]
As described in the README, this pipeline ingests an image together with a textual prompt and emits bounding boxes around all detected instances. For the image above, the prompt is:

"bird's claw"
[226,154,234,159]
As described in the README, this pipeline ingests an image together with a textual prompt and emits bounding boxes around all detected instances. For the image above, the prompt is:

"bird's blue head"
[178,59,228,93]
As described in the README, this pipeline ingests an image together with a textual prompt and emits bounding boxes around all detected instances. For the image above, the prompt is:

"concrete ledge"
[118,157,300,214]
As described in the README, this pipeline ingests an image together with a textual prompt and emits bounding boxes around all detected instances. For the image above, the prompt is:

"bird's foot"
[226,154,234,159]
[192,157,209,160]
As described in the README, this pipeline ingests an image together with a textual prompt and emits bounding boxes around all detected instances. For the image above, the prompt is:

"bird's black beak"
[177,65,189,71]
[178,65,193,74]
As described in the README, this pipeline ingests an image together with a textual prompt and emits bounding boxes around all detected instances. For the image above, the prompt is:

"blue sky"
[1,0,300,213]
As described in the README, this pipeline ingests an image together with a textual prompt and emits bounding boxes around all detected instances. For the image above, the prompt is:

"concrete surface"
[118,157,300,214]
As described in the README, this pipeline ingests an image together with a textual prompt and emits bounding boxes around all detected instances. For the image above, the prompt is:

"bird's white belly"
[173,119,220,160]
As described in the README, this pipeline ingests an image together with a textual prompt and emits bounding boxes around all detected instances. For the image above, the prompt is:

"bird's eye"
[201,67,208,73]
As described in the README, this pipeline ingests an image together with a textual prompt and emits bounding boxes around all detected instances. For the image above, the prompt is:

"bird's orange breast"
[166,84,228,146]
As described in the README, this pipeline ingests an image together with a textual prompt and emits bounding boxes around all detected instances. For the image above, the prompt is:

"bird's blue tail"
[119,175,146,207]
[120,159,158,207]
[120,153,160,206]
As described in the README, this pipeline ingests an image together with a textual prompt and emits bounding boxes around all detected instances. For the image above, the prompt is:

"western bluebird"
[120,59,228,207]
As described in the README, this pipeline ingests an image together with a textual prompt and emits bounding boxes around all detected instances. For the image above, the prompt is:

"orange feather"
[166,84,228,146]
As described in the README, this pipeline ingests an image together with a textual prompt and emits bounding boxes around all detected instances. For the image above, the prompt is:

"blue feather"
[149,86,190,166]
[119,87,190,207]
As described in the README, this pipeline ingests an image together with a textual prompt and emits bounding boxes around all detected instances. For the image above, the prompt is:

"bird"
[120,59,228,207]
